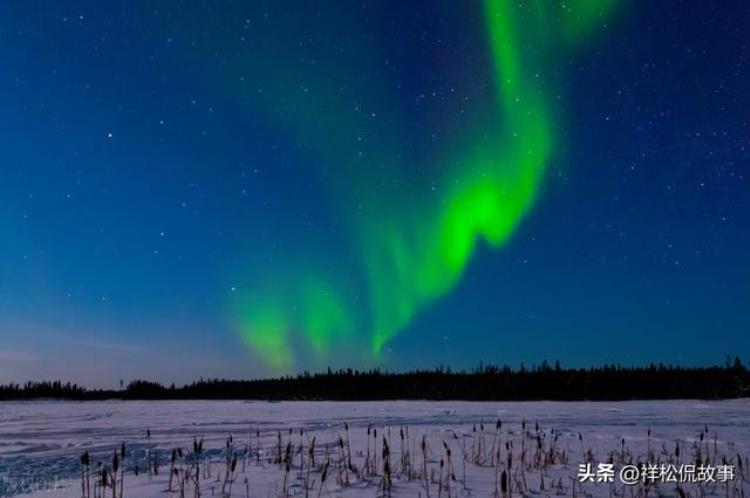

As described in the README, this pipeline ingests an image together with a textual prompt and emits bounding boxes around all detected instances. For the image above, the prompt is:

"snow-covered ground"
[0,400,748,497]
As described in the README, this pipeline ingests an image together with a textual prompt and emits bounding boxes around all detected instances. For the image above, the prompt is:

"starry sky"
[1,0,748,387]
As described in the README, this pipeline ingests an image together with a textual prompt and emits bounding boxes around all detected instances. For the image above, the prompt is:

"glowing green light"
[240,306,293,369]
[301,278,351,356]
[233,0,618,366]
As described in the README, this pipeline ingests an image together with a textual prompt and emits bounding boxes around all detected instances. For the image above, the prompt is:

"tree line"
[1,358,747,401]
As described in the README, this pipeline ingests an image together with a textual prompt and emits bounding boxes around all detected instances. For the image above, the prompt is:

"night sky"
[1,1,748,387]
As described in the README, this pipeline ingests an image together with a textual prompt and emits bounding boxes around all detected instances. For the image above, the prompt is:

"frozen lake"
[1,399,748,497]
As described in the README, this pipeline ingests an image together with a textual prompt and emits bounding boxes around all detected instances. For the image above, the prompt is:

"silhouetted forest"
[1,359,747,401]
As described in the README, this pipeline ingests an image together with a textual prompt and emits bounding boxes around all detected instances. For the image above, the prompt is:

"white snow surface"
[0,399,748,497]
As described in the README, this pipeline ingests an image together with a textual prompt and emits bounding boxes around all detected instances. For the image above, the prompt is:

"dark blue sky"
[0,0,747,387]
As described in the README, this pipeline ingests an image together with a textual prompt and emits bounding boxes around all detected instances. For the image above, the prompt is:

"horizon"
[3,360,747,402]
[3,358,747,391]
[1,0,748,388]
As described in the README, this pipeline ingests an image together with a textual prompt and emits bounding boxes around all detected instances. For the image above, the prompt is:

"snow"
[1,399,748,497]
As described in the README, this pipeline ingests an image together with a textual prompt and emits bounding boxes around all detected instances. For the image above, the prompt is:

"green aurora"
[233,0,620,368]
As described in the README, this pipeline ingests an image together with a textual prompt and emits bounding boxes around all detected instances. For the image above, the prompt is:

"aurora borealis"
[235,0,619,367]
[1,0,748,385]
